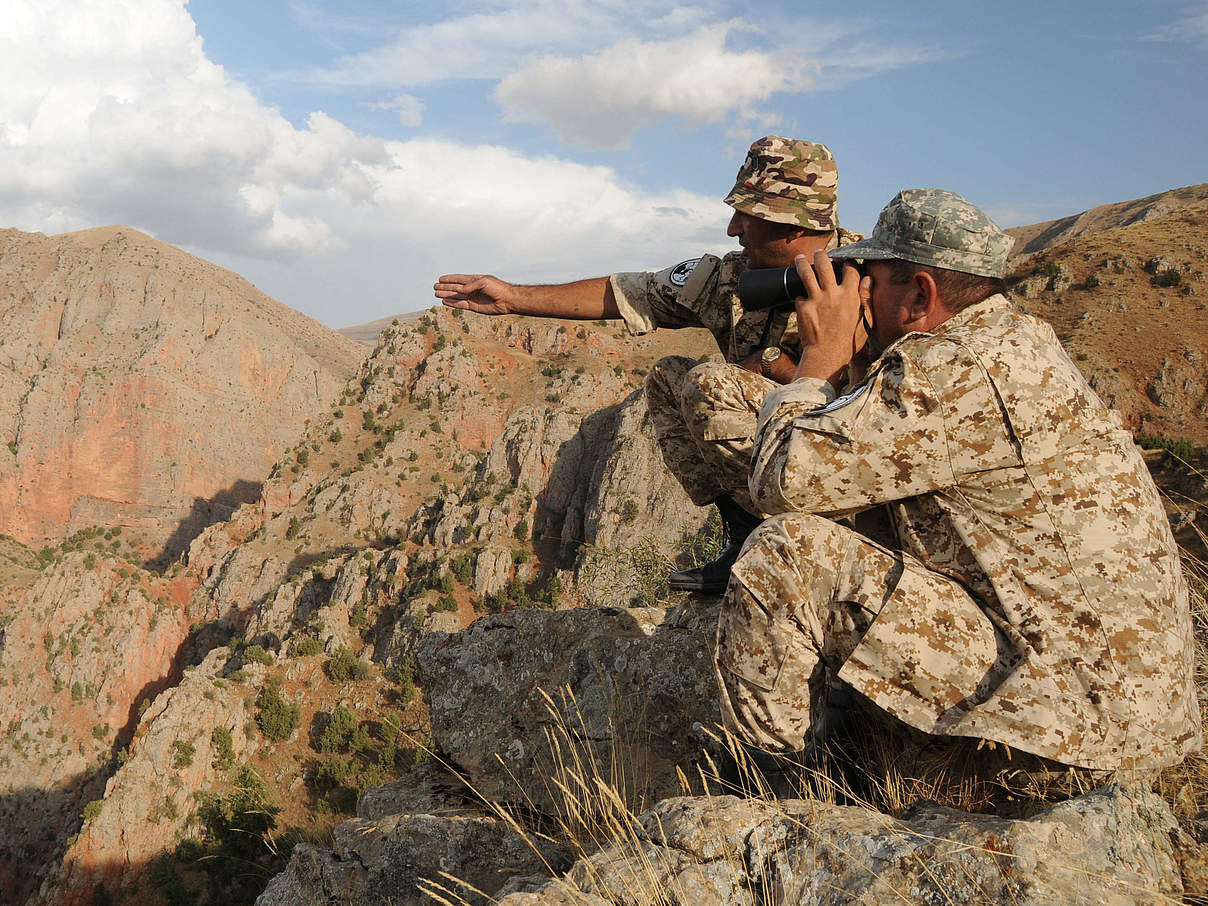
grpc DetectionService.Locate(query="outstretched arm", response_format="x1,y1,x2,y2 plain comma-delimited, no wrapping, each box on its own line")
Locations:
434,274,621,320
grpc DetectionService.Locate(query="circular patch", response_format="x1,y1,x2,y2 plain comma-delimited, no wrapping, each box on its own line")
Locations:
669,258,701,287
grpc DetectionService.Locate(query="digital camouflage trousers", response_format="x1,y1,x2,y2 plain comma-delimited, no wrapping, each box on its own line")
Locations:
644,356,775,513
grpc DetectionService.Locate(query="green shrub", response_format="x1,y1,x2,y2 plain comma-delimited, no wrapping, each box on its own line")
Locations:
325,647,371,683
192,763,279,872
292,635,323,657
172,739,195,769
451,551,475,584
255,687,300,741
1136,432,1197,467
312,754,354,791
242,644,273,666
394,656,418,706
210,726,236,771
317,704,358,753
82,799,103,822
1156,268,1182,287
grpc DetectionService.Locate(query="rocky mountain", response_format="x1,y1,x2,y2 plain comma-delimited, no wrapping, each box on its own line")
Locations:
0,226,366,564
0,186,1205,905
1006,183,1208,256
1006,193,1208,443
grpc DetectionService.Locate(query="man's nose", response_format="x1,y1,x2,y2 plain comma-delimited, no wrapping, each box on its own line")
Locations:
726,211,744,237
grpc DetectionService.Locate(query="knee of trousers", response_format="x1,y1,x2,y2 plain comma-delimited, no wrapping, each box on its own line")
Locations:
642,357,700,408
733,513,858,604
680,361,744,412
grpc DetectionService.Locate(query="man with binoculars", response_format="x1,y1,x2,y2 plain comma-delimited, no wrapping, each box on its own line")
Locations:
435,136,861,592
715,188,1200,776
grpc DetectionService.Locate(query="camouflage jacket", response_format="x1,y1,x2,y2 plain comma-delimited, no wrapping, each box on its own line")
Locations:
749,294,1201,771
609,229,862,364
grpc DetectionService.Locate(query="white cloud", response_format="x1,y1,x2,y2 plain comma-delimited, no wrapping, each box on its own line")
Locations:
215,137,732,326
367,94,426,127
1142,4,1208,48
494,22,811,148
305,0,641,88
0,0,386,258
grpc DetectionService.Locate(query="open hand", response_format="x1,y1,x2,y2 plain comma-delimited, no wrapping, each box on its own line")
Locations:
434,274,517,315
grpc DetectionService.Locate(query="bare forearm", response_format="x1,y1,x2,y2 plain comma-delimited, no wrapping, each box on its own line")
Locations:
509,277,619,320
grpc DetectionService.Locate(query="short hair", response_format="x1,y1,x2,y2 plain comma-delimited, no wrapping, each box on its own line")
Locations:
883,259,1005,313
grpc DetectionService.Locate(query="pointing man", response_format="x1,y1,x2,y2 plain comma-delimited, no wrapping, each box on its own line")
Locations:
436,137,861,592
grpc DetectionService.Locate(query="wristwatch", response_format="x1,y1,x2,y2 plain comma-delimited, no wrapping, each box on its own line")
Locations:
759,346,782,377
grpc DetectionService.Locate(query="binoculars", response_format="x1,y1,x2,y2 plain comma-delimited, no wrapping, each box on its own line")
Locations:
737,261,861,312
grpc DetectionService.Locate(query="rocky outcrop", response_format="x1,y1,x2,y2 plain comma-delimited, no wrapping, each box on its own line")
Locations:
412,390,708,608
0,552,192,904
498,785,1186,905
256,812,573,906
0,226,365,559
416,601,722,814
38,647,257,905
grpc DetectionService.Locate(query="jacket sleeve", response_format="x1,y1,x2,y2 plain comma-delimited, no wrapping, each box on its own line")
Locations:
749,340,1019,516
609,254,722,334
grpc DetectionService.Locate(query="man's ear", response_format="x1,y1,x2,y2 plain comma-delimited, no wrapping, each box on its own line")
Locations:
910,269,941,323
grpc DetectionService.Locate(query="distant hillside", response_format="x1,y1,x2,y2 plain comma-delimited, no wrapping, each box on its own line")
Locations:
1007,183,1208,255
0,226,367,562
339,311,425,346
1007,197,1208,443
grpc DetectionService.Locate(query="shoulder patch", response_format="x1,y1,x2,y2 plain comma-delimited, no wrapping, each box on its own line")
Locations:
669,258,701,287
806,382,869,416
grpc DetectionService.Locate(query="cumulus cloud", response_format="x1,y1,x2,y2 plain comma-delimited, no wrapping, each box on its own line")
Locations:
493,22,811,148
218,137,731,325
0,0,386,258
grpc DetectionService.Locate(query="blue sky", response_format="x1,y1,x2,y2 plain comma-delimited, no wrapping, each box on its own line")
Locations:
1,1,1205,328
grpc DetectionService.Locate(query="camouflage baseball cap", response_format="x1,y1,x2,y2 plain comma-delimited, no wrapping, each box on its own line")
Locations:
724,136,838,231
828,188,1011,278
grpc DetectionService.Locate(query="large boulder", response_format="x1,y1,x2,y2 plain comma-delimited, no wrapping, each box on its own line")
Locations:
501,784,1186,905
256,812,573,906
416,601,722,814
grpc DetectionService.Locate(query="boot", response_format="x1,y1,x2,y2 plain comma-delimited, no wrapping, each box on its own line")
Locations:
667,494,762,593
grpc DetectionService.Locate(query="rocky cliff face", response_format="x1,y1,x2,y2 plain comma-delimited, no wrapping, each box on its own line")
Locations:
0,550,194,904
0,226,366,561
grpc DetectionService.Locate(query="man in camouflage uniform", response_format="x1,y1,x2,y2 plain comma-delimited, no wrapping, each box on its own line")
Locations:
715,188,1201,773
436,137,861,593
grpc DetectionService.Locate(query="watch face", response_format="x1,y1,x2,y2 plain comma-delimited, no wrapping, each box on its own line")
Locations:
761,346,780,363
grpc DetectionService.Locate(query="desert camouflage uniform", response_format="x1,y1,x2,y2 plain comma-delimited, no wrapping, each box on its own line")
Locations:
620,233,861,508
716,293,1202,772
612,136,858,509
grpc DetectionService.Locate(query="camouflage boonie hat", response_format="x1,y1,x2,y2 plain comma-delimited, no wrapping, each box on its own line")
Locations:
829,188,1012,278
724,136,838,231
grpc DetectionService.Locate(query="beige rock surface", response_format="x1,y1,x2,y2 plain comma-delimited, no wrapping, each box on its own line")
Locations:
0,226,365,559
